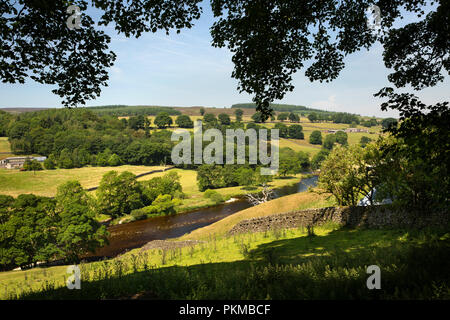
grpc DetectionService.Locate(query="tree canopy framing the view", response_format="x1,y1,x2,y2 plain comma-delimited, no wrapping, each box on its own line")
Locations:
1,1,448,116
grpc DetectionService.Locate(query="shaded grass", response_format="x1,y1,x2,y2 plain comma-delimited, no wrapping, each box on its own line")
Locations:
6,226,449,300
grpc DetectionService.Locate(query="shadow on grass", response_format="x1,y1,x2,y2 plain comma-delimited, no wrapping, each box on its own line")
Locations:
241,186,258,191
246,227,406,264
276,175,297,180
17,227,450,300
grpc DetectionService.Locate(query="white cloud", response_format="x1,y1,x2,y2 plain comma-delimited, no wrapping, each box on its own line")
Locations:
109,66,123,80
311,95,340,111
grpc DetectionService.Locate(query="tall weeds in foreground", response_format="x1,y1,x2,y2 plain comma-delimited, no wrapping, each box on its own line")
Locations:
4,226,450,300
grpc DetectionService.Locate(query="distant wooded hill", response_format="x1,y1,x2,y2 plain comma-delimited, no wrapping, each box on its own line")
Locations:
231,103,353,115
0,107,50,114
87,105,181,117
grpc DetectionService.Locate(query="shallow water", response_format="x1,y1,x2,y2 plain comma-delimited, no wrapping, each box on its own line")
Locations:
91,176,318,258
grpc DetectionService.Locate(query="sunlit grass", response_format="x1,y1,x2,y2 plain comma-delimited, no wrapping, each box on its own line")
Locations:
279,138,321,156
180,190,336,240
3,224,448,300
0,165,167,197
0,137,11,153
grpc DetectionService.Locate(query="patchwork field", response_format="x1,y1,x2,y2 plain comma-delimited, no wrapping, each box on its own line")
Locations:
143,114,382,158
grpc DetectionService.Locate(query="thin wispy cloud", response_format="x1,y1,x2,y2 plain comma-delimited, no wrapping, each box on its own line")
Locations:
312,95,340,112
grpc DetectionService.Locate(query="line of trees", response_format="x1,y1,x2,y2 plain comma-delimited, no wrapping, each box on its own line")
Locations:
230,104,366,125
87,105,181,117
197,148,311,191
0,183,108,270
197,164,273,191
274,123,304,139
278,148,311,176
96,170,183,221
0,170,185,270
3,108,175,168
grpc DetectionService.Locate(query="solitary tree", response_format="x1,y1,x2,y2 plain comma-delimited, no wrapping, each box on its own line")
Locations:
319,144,382,206
288,113,300,123
203,113,217,124
311,149,330,170
154,112,173,129
277,113,289,122
288,124,304,139
96,171,143,218
274,123,288,138
218,113,231,125
175,115,194,128
246,184,275,206
308,113,318,123
251,112,263,123
309,130,323,145
234,108,243,122
335,131,348,146
323,134,336,150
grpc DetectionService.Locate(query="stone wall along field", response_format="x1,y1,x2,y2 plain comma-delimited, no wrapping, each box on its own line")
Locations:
228,206,449,235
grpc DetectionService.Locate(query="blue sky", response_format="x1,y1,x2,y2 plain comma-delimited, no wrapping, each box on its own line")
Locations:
0,2,448,118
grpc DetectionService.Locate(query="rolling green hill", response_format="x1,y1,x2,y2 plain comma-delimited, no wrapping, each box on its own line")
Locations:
86,105,181,117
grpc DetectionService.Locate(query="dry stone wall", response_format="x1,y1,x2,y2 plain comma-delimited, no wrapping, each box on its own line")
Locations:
228,206,449,235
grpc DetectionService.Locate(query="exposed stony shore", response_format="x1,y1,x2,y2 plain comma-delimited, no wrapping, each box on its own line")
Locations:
140,240,205,251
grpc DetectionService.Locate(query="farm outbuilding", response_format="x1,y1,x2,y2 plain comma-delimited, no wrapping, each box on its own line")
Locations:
0,156,47,169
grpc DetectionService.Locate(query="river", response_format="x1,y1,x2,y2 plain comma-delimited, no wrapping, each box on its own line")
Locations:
90,175,318,258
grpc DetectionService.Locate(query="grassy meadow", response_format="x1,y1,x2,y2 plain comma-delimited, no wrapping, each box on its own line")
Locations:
0,137,11,153
0,163,306,221
1,221,448,300
279,138,322,156
0,137,15,160
0,165,167,198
